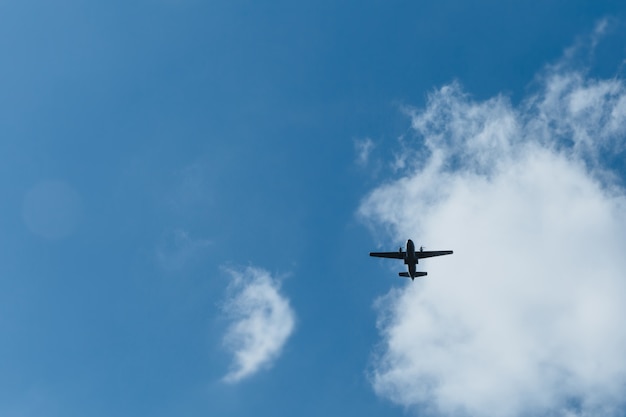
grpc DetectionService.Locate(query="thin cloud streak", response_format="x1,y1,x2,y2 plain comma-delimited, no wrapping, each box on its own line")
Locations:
156,228,211,271
355,137,375,167
221,267,296,384
360,37,626,417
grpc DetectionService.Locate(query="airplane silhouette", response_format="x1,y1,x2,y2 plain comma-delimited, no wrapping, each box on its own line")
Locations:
370,239,453,280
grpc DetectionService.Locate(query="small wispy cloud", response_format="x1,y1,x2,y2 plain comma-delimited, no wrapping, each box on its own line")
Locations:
221,267,296,384
354,137,375,167
22,180,82,240
360,27,626,417
156,228,211,271
169,161,215,212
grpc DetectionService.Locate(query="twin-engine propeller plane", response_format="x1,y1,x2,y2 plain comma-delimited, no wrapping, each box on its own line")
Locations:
370,239,453,280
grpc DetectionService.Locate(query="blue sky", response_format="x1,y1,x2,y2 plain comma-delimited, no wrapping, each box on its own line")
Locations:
3,1,626,416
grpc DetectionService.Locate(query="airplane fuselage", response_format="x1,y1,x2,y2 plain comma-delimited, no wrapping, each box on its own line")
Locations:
404,239,417,264
404,239,418,277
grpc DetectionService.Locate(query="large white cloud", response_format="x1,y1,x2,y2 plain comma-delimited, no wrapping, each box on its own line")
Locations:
360,39,626,416
221,267,296,383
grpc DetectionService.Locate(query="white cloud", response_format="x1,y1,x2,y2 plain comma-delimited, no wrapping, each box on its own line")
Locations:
221,267,296,383
359,48,626,416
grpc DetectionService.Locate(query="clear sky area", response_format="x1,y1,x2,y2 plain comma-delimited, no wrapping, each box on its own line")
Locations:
3,1,626,416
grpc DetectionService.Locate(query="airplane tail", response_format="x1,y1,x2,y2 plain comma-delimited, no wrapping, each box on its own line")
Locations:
399,272,427,278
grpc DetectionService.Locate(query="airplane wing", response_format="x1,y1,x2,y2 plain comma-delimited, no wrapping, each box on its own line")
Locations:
416,250,453,259
369,251,405,259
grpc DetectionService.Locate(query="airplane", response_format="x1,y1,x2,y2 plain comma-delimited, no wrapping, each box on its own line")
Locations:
370,239,453,280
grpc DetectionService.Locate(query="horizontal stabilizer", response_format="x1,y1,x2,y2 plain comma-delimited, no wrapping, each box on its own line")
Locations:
399,272,427,278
